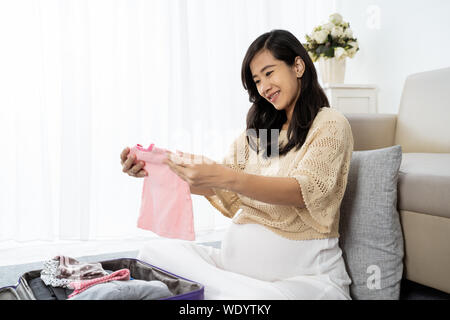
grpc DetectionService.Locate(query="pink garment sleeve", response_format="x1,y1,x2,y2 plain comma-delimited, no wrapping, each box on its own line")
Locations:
129,144,195,241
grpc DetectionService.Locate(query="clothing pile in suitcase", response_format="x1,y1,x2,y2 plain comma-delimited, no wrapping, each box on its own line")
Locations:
0,256,204,300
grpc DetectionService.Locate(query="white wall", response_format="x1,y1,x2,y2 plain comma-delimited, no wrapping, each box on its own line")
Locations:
335,0,450,113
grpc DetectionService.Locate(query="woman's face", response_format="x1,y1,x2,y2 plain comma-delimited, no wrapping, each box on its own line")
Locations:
250,49,305,113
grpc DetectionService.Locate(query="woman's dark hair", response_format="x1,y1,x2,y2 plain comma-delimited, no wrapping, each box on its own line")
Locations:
241,29,330,158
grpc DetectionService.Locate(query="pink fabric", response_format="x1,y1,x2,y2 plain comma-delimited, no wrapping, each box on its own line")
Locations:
129,143,195,241
68,268,130,298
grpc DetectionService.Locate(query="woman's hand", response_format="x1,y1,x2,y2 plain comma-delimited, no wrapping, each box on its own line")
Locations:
120,147,148,178
164,150,232,189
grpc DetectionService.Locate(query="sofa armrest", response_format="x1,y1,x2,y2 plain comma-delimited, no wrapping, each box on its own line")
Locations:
344,113,397,151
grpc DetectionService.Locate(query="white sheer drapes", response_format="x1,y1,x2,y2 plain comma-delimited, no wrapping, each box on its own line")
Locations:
0,0,335,246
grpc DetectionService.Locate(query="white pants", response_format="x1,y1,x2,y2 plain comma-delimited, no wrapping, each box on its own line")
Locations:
137,222,352,300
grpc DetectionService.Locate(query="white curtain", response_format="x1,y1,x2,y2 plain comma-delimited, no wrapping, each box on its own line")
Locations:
0,0,335,248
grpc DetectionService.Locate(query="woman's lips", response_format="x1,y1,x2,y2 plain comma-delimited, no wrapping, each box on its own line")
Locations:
269,91,280,103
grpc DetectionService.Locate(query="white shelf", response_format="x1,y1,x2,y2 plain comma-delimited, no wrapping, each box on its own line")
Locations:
323,84,377,89
324,84,378,113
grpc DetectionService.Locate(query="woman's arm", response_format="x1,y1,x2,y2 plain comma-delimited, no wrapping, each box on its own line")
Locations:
189,169,304,206
163,152,305,207
219,168,306,207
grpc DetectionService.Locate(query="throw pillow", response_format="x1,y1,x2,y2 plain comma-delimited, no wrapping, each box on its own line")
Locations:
339,145,404,300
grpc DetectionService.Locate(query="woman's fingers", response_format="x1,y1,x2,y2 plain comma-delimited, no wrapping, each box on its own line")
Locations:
127,164,147,178
166,151,187,166
176,150,196,162
128,170,147,178
120,147,130,165
174,150,203,165
177,151,214,164
122,153,136,172
129,161,146,174
120,147,148,178
134,169,148,178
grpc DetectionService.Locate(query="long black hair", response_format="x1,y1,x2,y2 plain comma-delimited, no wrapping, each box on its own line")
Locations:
241,29,329,158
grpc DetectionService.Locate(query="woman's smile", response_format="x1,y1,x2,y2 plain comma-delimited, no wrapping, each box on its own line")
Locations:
268,90,280,103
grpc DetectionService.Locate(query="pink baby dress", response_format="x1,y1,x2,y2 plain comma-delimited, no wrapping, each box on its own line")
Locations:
129,143,195,241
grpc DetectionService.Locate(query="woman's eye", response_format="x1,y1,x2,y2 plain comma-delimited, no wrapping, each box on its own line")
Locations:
254,71,272,85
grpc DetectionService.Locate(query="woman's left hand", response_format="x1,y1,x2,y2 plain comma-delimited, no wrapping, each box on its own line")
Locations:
163,150,229,189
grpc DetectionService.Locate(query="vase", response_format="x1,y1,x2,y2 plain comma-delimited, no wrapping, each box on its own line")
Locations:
317,57,346,85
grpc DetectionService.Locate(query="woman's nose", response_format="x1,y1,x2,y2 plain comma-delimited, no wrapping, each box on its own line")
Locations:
260,81,272,97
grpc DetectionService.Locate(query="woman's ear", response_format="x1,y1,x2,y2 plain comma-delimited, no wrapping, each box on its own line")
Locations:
295,56,305,78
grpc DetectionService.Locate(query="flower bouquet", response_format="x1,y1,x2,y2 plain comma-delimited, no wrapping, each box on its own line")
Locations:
304,13,359,62
304,13,359,84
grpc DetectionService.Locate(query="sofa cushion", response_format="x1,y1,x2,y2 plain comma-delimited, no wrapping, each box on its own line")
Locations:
345,113,397,151
395,67,450,153
339,145,404,300
398,153,450,219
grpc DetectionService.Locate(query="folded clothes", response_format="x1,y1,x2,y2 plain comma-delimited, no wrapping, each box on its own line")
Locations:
41,256,109,288
28,277,74,300
67,279,174,300
68,268,130,299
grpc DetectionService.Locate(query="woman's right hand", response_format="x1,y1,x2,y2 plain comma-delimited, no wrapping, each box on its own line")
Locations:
120,147,148,178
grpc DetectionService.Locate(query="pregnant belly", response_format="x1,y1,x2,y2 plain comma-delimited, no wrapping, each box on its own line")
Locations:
220,222,326,281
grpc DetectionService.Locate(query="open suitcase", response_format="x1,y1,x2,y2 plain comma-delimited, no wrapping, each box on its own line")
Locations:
0,258,204,300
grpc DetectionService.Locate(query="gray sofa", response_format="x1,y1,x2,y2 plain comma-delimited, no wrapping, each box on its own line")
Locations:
344,67,450,294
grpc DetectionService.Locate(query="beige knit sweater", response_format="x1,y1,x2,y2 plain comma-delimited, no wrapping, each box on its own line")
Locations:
205,107,354,241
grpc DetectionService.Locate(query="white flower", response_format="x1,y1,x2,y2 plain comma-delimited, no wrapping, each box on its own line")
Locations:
329,13,343,25
312,30,329,44
344,28,353,38
349,41,358,49
322,22,334,31
347,41,359,58
334,47,347,60
331,26,344,38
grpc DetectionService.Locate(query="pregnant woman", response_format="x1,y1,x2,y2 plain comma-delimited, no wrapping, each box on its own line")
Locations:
120,29,353,300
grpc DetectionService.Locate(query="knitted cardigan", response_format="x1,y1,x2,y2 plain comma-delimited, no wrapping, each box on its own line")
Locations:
205,107,354,241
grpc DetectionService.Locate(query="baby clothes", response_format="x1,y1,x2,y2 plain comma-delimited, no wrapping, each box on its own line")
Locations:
129,143,195,241
67,279,174,300
41,256,109,288
67,268,131,299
